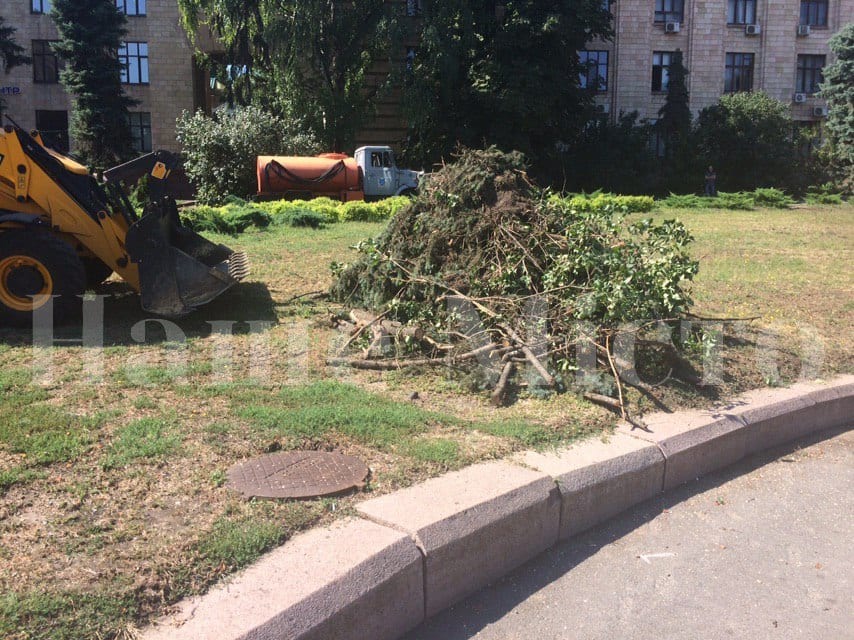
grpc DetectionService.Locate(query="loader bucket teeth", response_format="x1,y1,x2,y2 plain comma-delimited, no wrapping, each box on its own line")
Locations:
125,197,249,317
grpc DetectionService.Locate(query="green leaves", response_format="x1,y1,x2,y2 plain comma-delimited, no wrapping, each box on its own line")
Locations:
51,0,136,170
0,15,30,73
178,0,400,151
694,92,802,192
400,0,613,172
176,105,318,203
821,23,854,178
331,148,698,332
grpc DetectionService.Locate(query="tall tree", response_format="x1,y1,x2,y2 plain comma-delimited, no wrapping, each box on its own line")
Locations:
820,22,854,184
694,92,799,191
0,16,31,117
400,0,613,177
178,0,400,152
655,49,694,191
52,0,137,170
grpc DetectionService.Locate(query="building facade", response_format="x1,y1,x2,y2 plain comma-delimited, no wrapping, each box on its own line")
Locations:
1,1,851,156
587,0,853,124
1,0,208,154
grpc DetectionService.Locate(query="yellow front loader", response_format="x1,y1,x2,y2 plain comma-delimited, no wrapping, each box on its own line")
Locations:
0,121,248,325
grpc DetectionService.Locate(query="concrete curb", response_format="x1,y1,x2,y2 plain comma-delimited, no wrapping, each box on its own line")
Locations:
144,518,424,640
356,460,560,617
142,376,853,640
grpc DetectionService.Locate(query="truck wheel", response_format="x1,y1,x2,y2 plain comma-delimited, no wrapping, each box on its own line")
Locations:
82,258,113,288
0,231,86,326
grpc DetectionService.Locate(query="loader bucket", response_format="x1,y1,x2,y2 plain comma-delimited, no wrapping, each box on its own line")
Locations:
125,197,250,317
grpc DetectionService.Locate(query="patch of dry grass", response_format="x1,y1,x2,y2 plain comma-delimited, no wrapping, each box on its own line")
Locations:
1,203,850,638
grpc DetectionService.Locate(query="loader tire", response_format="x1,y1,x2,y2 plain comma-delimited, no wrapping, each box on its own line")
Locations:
0,231,86,326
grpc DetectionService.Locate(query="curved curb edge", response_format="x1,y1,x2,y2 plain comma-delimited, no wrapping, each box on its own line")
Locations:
143,375,853,640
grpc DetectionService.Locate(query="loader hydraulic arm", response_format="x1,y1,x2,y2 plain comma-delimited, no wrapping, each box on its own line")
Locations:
0,121,249,322
102,150,179,202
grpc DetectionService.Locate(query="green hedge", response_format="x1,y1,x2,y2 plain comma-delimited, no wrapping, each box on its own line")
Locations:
551,191,656,213
181,196,411,235
658,187,801,210
805,183,845,205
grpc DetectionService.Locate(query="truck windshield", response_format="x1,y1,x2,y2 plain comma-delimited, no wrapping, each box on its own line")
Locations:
371,151,393,168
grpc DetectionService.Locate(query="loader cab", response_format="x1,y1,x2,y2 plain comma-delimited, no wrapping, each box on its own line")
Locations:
354,146,421,199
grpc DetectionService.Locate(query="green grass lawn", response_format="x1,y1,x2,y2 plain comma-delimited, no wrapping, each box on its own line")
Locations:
0,203,851,639
656,204,853,375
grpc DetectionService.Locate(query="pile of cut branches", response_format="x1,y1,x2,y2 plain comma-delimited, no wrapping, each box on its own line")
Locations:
329,148,700,421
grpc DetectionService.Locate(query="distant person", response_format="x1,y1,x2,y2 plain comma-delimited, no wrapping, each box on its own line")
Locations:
704,166,717,197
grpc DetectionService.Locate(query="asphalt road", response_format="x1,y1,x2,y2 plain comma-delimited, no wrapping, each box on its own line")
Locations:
403,427,854,640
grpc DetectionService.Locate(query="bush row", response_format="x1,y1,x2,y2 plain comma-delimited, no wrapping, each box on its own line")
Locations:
552,191,656,213
567,186,846,211
658,188,797,210
181,196,411,235
182,185,847,236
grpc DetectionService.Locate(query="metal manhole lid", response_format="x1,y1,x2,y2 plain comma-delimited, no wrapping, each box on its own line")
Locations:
226,451,369,499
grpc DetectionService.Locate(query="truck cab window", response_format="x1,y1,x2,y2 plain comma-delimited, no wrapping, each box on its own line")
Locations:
382,152,392,168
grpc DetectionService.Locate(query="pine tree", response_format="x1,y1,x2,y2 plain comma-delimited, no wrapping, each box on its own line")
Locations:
656,50,694,190
0,15,31,117
821,23,854,183
51,0,137,170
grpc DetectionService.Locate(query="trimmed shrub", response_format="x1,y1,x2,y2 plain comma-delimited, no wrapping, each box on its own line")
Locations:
806,183,845,204
176,106,318,204
658,193,710,209
181,195,410,235
752,187,795,208
715,191,756,210
269,207,327,228
341,196,411,222
555,192,655,213
182,200,271,235
339,201,379,222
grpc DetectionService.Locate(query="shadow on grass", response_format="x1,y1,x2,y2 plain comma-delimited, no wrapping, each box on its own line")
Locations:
0,281,278,348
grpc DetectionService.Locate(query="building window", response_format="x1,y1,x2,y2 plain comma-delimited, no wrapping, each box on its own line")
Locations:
128,112,152,153
651,51,673,92
31,0,51,14
579,50,609,91
117,0,146,16
796,54,825,94
725,53,754,92
119,42,149,84
800,0,828,26
406,0,422,16
32,40,62,84
35,110,69,152
654,0,684,23
727,0,757,25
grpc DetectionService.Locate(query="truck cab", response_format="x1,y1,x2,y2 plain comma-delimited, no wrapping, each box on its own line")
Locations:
354,146,421,199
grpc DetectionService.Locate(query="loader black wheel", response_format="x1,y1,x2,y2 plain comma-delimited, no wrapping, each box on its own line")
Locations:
0,231,86,326
82,257,114,288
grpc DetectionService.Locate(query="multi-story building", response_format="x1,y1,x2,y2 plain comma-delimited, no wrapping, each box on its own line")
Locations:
585,0,852,126
1,0,850,156
1,0,210,154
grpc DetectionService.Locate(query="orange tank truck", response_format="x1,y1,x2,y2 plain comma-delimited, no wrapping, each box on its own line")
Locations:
257,146,422,202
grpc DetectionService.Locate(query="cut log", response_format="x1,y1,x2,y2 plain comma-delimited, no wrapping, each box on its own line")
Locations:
490,362,515,406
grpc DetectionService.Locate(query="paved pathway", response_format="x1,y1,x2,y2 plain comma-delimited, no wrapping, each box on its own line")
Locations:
404,427,853,640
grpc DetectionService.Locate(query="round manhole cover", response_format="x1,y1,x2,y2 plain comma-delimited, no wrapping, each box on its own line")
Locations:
226,451,370,499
